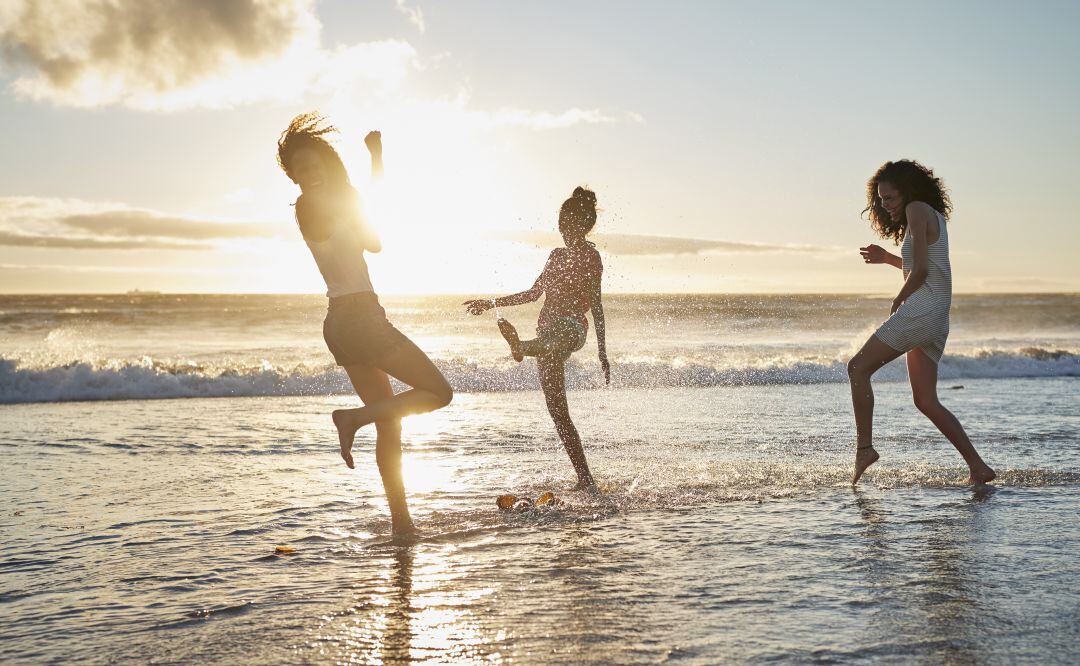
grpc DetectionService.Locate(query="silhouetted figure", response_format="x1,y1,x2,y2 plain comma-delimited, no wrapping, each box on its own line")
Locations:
465,187,609,490
849,160,995,485
278,113,453,536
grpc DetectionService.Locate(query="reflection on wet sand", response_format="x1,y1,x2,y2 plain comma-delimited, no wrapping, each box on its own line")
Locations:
918,486,997,664
853,487,998,663
330,543,503,664
854,488,889,555
378,546,413,664
547,525,634,662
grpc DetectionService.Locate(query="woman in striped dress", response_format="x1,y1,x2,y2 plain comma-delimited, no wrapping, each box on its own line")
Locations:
848,160,996,485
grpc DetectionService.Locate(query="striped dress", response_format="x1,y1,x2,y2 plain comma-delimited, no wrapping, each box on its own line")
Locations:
874,209,952,363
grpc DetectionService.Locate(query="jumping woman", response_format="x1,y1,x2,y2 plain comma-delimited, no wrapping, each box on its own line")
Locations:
277,113,453,535
465,187,609,491
849,159,995,485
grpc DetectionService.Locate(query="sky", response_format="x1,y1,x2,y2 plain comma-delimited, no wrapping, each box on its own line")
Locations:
0,0,1077,294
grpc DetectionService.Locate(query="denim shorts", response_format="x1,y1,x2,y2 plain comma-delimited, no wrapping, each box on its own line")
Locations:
323,292,409,367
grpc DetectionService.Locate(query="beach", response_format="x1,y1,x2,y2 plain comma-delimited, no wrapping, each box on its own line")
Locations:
2,294,1078,663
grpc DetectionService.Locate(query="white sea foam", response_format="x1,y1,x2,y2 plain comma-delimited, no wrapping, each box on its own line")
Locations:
1,346,1074,404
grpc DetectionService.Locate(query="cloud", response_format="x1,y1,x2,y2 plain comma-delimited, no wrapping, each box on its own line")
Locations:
0,0,412,110
338,88,641,138
0,262,227,276
0,231,205,250
394,0,425,33
595,234,834,256
2,197,836,259
481,107,634,131
0,0,642,129
497,231,837,256
977,277,1077,291
0,196,281,250
60,211,277,240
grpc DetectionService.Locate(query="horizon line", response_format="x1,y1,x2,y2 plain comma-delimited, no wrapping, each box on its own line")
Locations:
0,290,1077,297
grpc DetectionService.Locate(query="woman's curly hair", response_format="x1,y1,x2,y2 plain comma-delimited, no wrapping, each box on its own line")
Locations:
276,112,351,189
862,159,952,244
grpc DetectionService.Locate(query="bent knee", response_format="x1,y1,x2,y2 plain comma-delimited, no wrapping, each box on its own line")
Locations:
432,381,453,408
846,357,865,379
913,395,941,415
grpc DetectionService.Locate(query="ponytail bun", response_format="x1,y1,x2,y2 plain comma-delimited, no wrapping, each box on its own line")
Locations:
572,186,597,208
559,186,598,236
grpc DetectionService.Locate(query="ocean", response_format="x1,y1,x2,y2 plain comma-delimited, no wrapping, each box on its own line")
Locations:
2,293,1078,663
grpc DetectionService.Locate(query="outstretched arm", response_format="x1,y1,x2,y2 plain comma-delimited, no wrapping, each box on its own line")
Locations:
494,281,544,307
464,276,544,315
890,202,932,312
464,254,551,315
590,278,610,384
859,243,902,269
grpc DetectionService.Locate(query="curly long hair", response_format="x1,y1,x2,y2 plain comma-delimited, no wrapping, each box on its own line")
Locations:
862,159,952,244
276,112,351,190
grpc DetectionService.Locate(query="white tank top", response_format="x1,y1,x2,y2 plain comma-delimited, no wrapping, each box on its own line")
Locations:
304,215,374,298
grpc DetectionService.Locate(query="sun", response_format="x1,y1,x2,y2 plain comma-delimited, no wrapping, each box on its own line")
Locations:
257,95,554,295
312,98,541,294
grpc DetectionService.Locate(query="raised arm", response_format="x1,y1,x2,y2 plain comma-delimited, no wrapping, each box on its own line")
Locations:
352,131,383,252
890,202,932,312
353,196,381,253
295,191,379,252
365,131,383,181
590,275,610,384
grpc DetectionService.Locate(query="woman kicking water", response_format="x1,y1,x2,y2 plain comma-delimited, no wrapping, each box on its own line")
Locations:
849,159,995,486
277,113,453,535
465,187,610,490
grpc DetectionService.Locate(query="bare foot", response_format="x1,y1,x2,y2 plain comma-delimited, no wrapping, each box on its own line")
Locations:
967,464,996,485
332,410,356,469
497,318,524,362
570,479,599,493
390,523,419,544
852,446,880,485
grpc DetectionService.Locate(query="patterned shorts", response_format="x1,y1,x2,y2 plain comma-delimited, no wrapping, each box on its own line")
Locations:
536,317,587,362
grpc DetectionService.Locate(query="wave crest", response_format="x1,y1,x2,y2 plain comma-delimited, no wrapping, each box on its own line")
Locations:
0,347,1075,404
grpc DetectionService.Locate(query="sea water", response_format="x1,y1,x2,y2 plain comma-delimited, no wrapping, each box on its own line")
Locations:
1,294,1078,663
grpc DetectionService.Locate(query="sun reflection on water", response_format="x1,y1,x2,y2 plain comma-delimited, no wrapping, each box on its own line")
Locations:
401,453,458,495
326,545,502,664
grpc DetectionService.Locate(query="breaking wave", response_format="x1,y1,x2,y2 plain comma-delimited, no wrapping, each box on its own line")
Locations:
0,346,1075,404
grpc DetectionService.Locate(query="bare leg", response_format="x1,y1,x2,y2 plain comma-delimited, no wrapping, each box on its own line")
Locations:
339,364,414,534
497,319,524,362
537,354,596,489
907,349,996,484
847,335,904,484
333,338,453,449
498,319,573,359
